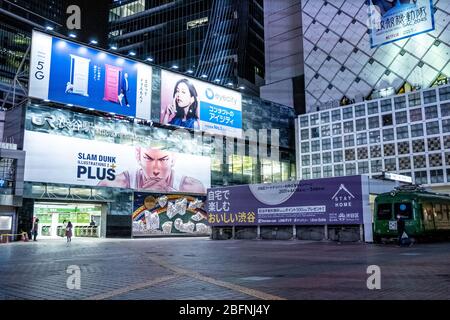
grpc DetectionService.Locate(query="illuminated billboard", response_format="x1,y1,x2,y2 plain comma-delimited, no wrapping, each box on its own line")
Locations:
160,70,243,138
24,131,211,194
368,0,435,48
29,31,152,119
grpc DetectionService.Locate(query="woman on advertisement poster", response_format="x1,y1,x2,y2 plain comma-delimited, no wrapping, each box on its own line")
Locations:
161,79,200,130
97,146,206,194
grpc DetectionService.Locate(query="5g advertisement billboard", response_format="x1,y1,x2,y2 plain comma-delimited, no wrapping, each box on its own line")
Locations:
29,31,152,119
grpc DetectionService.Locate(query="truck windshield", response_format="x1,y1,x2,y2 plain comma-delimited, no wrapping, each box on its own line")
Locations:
394,203,413,219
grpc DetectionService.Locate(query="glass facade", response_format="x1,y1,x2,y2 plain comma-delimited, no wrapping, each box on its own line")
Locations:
297,85,450,186
108,0,264,95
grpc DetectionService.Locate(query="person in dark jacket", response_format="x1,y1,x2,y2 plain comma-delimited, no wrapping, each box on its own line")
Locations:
397,214,406,246
31,218,39,241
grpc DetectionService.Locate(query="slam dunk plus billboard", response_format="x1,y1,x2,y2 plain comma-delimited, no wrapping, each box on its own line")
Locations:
29,31,152,119
23,131,210,194
368,0,435,48
207,176,364,226
160,70,243,138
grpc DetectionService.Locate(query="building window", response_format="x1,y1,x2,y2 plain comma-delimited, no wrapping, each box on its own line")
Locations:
312,153,321,165
333,136,343,149
322,138,331,150
446,152,450,165
368,116,380,129
321,112,330,124
321,125,331,137
323,166,333,177
413,155,427,168
343,107,353,119
333,150,343,163
430,169,444,184
425,106,438,120
301,155,310,166
429,153,442,167
332,123,342,135
345,149,355,161
383,128,394,142
397,142,410,154
446,136,450,149
369,131,381,144
394,96,407,109
371,160,383,173
312,167,322,179
399,157,411,170
381,99,392,112
323,152,332,164
411,123,424,137
302,168,311,179
357,147,368,159
368,102,379,114
355,119,366,131
412,139,425,153
355,104,366,117
358,161,369,174
439,86,450,102
187,17,209,29
301,142,310,153
311,127,320,138
310,114,319,125
345,163,357,175
395,111,407,124
448,169,450,182
370,145,382,158
300,116,309,127
311,140,321,152
344,121,354,133
396,126,409,139
443,119,450,133
385,158,397,171
410,108,423,122
440,103,450,117
423,89,437,104
356,133,367,145
382,114,393,126
426,121,440,135
415,171,428,184
344,135,355,147
301,129,309,140
334,164,344,176
383,143,396,157
427,137,441,151
331,109,341,121
409,92,422,107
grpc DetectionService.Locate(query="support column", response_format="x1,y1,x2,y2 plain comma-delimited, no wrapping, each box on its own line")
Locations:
292,225,296,240
232,226,236,239
360,224,364,242
257,225,261,240
324,225,328,240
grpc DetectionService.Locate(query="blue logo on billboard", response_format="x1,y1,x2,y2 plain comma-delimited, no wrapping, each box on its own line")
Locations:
205,88,214,100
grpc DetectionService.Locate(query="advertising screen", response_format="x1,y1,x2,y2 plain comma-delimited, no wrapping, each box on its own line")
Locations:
24,131,211,194
368,0,434,48
160,70,243,138
207,176,364,226
29,31,152,119
132,193,209,236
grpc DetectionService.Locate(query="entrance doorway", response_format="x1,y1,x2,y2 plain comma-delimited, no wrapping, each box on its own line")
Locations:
33,202,103,239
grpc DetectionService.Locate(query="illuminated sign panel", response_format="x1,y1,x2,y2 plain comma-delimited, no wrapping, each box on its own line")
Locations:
368,0,435,48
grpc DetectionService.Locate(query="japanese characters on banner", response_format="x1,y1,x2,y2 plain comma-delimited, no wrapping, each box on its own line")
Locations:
29,31,152,119
367,0,434,48
23,131,211,193
206,176,364,226
160,70,243,138
132,193,210,236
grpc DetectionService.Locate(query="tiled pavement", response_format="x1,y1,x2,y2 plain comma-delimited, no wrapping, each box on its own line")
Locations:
0,238,449,300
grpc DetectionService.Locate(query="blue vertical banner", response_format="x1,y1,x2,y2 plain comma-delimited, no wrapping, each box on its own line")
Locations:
367,0,435,48
29,31,152,119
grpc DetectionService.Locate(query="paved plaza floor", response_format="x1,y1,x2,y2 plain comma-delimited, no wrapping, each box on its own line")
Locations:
0,237,449,300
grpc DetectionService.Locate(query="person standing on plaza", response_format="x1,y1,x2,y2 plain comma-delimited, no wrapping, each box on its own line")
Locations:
397,214,406,246
65,221,73,244
31,218,39,241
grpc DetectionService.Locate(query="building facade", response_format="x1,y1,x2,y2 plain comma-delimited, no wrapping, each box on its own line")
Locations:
108,0,265,95
296,84,450,193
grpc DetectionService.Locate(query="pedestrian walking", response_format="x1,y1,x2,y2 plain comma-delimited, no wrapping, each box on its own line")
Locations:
31,218,39,241
66,221,73,244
